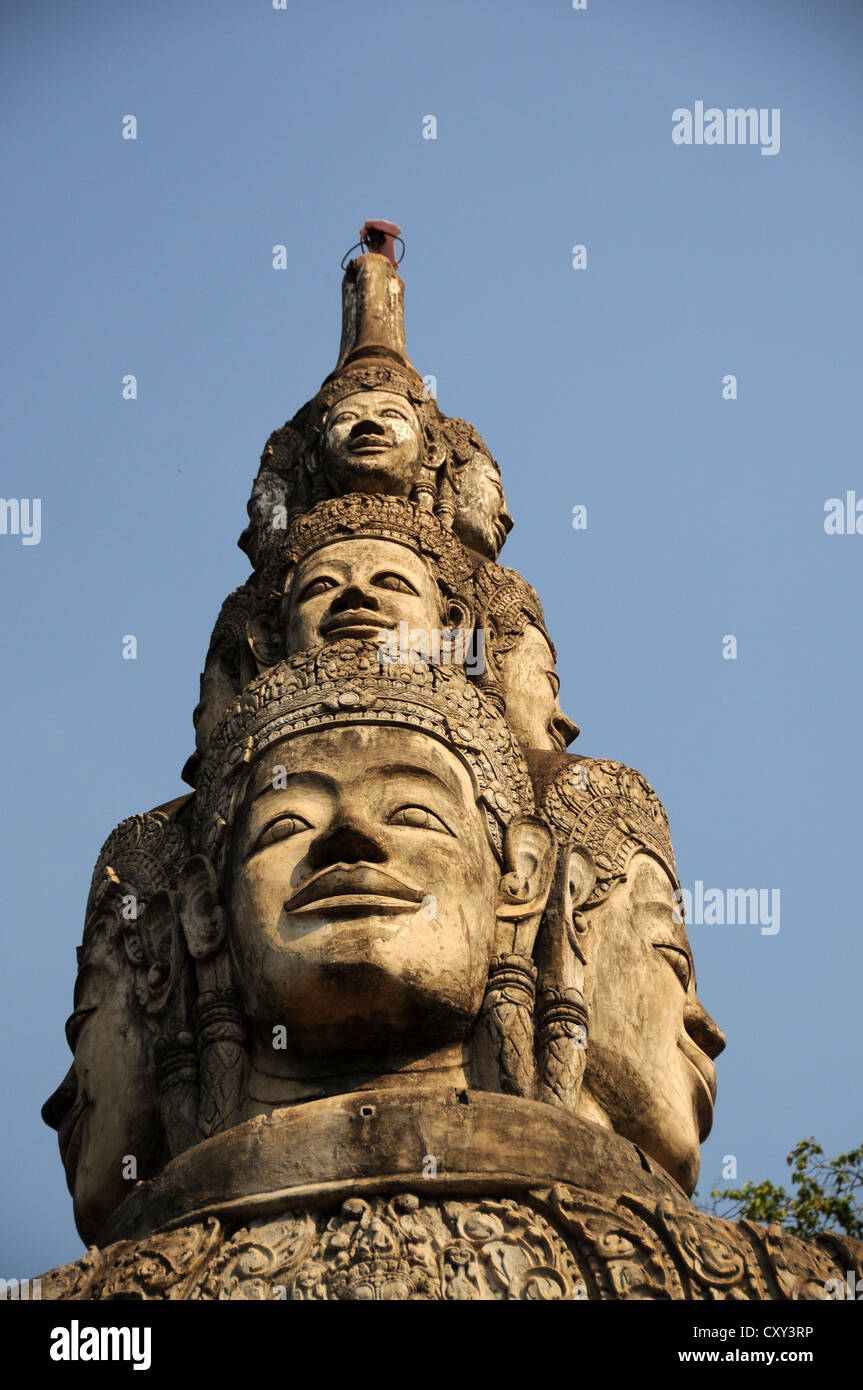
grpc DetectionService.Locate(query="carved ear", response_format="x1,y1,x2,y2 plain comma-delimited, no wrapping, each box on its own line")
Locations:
425,433,447,472
498,815,555,921
444,595,473,631
177,855,225,961
142,890,177,963
137,889,183,1012
565,845,596,915
246,609,283,670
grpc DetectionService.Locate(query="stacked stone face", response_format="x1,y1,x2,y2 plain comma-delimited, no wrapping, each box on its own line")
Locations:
40,243,861,1300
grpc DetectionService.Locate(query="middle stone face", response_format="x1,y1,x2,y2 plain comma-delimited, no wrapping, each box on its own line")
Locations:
282,536,450,652
227,723,501,1054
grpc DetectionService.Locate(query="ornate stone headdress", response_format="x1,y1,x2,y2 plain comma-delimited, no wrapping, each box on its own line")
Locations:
471,563,556,663
537,756,676,909
84,797,192,938
194,639,534,864
275,492,475,597
198,583,258,680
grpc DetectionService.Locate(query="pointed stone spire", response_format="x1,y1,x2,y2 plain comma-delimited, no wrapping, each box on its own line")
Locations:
335,249,419,381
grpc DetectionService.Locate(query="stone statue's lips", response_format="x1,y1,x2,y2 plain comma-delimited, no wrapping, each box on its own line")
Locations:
346,434,393,454
677,1034,717,1136
283,864,424,915
320,609,385,638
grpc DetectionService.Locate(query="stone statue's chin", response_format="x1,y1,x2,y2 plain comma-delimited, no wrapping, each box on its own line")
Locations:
327,449,423,495
579,1050,705,1196
234,906,490,1055
256,956,477,1057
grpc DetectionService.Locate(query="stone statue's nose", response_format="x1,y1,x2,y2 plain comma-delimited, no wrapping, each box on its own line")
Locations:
551,711,579,749
330,584,379,614
349,417,385,438
684,996,726,1060
41,1064,77,1131
307,817,387,870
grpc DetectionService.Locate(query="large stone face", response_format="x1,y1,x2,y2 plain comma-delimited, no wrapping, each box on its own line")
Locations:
39,233,860,1297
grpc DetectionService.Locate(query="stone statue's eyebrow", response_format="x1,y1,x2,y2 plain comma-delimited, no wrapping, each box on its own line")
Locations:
367,762,462,803
249,768,339,806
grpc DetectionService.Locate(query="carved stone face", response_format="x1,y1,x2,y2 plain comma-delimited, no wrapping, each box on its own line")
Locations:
454,453,513,558
577,852,726,1194
41,921,164,1243
284,537,449,652
322,391,424,495
228,724,501,1053
497,624,577,752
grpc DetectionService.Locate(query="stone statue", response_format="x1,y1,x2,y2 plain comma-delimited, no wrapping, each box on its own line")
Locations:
39,236,862,1301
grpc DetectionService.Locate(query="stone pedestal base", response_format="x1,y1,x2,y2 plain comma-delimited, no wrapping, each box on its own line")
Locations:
41,1090,862,1301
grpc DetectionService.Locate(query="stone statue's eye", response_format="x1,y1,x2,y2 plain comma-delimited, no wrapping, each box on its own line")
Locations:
372,572,418,595
653,943,692,991
255,815,312,851
298,576,337,602
381,408,406,419
388,805,452,834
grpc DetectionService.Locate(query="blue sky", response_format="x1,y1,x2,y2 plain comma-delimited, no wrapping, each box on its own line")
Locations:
1,0,861,1274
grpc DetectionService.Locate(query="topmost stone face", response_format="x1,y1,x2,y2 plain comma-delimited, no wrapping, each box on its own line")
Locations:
238,245,512,570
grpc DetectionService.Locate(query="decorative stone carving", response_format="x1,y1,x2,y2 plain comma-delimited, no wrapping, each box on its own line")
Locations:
41,1185,859,1302
191,583,262,761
